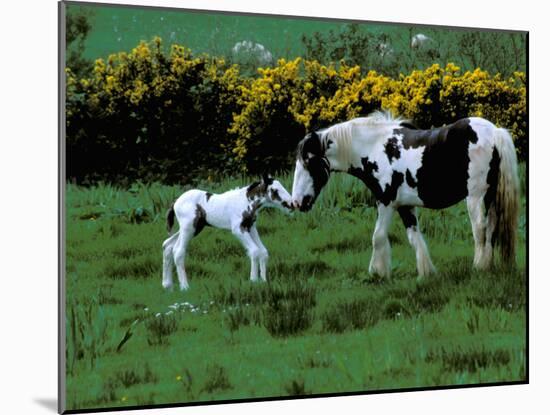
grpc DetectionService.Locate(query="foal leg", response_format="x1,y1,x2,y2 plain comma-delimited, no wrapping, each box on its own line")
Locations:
173,225,195,291
467,196,492,270
249,225,269,281
232,227,261,282
369,203,394,279
162,231,179,290
397,207,436,279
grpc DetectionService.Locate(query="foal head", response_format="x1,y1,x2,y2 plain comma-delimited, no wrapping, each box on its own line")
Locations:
291,131,331,212
246,174,293,213
264,176,293,213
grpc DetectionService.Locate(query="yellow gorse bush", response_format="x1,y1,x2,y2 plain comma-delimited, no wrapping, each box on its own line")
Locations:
229,59,525,171
229,58,302,160
66,38,526,181
66,38,244,182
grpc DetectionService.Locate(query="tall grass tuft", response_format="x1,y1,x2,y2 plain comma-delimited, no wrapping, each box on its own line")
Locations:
100,363,158,404
145,313,179,346
284,377,309,395
425,347,512,372
66,298,112,374
112,363,158,388
321,296,382,333
201,364,232,393
262,279,317,337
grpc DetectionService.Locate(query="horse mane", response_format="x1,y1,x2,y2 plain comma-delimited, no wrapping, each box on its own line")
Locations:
320,111,406,166
297,111,408,166
295,138,308,163
399,121,419,129
356,110,405,126
322,123,353,167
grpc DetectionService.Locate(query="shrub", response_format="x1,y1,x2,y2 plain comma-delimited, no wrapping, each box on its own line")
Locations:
66,38,243,184
228,58,306,174
66,38,527,184
301,24,402,77
302,24,526,79
229,61,527,172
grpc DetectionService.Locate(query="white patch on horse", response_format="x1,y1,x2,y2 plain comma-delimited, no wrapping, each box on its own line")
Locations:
467,117,496,196
390,134,425,206
291,160,314,206
371,143,394,190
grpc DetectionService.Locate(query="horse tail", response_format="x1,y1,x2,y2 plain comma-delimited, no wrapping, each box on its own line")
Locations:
166,204,175,234
493,127,520,266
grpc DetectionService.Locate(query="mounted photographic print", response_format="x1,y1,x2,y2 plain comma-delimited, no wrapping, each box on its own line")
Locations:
59,0,528,412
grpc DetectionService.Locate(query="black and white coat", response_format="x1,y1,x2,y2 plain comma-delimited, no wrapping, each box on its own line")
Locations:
162,176,292,290
291,112,519,279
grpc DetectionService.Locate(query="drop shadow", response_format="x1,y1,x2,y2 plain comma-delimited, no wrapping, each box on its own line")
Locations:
34,398,57,412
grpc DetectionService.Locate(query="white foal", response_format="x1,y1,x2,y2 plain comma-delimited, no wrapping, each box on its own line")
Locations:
162,175,292,291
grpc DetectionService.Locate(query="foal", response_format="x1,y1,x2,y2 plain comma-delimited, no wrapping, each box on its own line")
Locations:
162,175,292,291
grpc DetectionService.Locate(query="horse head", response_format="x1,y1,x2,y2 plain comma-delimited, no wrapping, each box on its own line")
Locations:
291,131,331,212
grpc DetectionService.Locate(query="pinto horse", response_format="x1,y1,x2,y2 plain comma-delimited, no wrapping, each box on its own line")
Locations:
162,175,292,290
291,112,519,279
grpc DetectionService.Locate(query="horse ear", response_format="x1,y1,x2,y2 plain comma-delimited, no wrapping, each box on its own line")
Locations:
261,172,273,185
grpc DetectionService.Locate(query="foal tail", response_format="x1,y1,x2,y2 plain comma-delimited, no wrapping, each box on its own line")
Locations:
493,127,520,266
166,204,175,234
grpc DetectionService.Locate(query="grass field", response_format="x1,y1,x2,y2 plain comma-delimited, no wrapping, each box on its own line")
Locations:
76,4,344,61
69,3,526,76
64,167,527,411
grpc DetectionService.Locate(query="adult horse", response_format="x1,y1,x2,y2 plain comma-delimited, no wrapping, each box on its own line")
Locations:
291,112,519,279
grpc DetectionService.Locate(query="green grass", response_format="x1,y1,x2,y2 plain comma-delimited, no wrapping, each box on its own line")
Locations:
64,168,527,411
69,3,526,77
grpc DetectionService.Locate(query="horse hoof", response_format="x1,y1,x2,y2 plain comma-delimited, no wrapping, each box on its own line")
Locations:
416,274,427,284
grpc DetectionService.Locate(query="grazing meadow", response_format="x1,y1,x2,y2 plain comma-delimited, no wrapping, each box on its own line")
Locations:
64,166,526,411
63,4,527,411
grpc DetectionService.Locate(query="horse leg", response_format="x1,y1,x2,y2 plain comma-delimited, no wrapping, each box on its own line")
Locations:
369,203,394,279
467,196,492,270
173,225,195,291
232,228,261,282
161,231,179,290
397,206,436,279
249,225,269,281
